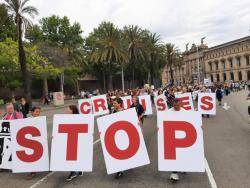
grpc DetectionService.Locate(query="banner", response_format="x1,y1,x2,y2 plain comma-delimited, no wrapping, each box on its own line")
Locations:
78,99,93,114
121,96,132,110
10,117,49,173
0,121,12,169
50,114,94,172
175,93,195,111
97,108,150,174
198,93,216,115
154,94,168,112
53,92,64,106
138,95,153,115
157,111,205,172
91,95,109,116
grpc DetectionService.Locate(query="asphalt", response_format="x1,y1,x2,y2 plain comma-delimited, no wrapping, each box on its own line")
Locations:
0,90,249,188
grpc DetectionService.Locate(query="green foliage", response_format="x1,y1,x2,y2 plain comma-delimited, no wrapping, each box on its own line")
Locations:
0,3,17,41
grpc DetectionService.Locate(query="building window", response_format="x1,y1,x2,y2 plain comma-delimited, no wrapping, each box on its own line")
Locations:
210,75,214,82
246,56,250,66
222,61,225,69
215,62,219,70
237,57,241,67
209,62,212,71
216,74,220,82
230,72,234,81
229,59,233,68
238,71,242,81
223,73,227,81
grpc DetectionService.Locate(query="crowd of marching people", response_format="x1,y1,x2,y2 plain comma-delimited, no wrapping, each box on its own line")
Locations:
0,80,249,182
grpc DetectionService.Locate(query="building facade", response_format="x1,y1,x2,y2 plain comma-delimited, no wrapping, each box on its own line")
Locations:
162,36,250,85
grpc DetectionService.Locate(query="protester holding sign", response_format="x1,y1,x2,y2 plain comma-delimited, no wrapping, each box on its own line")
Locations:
63,105,84,182
27,106,42,179
110,98,125,179
168,98,187,182
2,103,23,120
130,96,145,125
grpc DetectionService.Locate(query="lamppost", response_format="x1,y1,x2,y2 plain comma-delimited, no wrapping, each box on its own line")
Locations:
197,37,206,84
121,62,125,92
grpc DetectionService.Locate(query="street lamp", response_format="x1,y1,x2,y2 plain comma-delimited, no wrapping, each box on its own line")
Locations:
197,37,206,84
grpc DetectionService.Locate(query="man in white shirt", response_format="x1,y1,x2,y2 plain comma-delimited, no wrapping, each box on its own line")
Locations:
168,98,186,182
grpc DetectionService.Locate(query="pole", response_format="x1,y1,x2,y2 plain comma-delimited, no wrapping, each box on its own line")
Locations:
60,72,64,94
197,46,200,84
121,62,125,92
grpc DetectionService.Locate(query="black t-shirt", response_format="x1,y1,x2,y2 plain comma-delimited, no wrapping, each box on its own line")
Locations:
130,103,145,117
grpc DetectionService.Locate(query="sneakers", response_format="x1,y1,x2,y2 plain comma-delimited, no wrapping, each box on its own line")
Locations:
170,172,179,181
78,172,83,176
65,172,78,182
115,172,124,179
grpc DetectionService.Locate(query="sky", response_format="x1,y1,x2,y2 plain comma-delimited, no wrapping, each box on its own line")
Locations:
10,0,250,50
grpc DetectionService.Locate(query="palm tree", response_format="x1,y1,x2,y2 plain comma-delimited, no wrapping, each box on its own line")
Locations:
123,25,145,88
144,32,163,85
164,43,180,84
91,22,128,91
4,0,38,100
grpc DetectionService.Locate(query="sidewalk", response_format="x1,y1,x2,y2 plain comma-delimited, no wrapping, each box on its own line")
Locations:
32,99,77,112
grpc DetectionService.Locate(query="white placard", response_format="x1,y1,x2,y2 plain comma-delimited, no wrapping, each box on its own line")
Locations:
157,111,205,172
121,96,132,110
53,92,64,106
91,95,109,116
10,117,49,173
138,95,153,115
154,94,168,112
0,121,12,169
175,93,194,111
97,108,150,174
50,114,94,172
78,99,93,114
198,93,216,115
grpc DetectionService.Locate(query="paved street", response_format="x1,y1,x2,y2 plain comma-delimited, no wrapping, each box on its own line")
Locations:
0,90,249,188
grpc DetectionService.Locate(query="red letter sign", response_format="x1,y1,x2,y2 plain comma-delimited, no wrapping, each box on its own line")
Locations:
58,124,88,160
78,99,92,114
91,95,109,116
198,93,216,115
175,93,194,111
104,121,140,160
157,111,205,172
155,94,168,111
97,108,150,174
16,126,43,162
50,114,94,172
163,121,197,159
10,117,49,173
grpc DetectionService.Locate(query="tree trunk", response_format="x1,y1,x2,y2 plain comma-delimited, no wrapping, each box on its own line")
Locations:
102,70,106,92
108,61,113,91
132,62,135,88
75,79,80,96
17,17,31,100
170,65,174,84
43,77,48,96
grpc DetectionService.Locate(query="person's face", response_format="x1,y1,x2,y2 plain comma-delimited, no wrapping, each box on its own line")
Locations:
32,109,41,117
66,107,73,114
132,97,138,104
113,101,120,109
6,105,14,114
173,102,181,111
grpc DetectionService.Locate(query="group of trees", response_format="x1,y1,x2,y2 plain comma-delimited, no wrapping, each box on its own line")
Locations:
0,0,183,100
